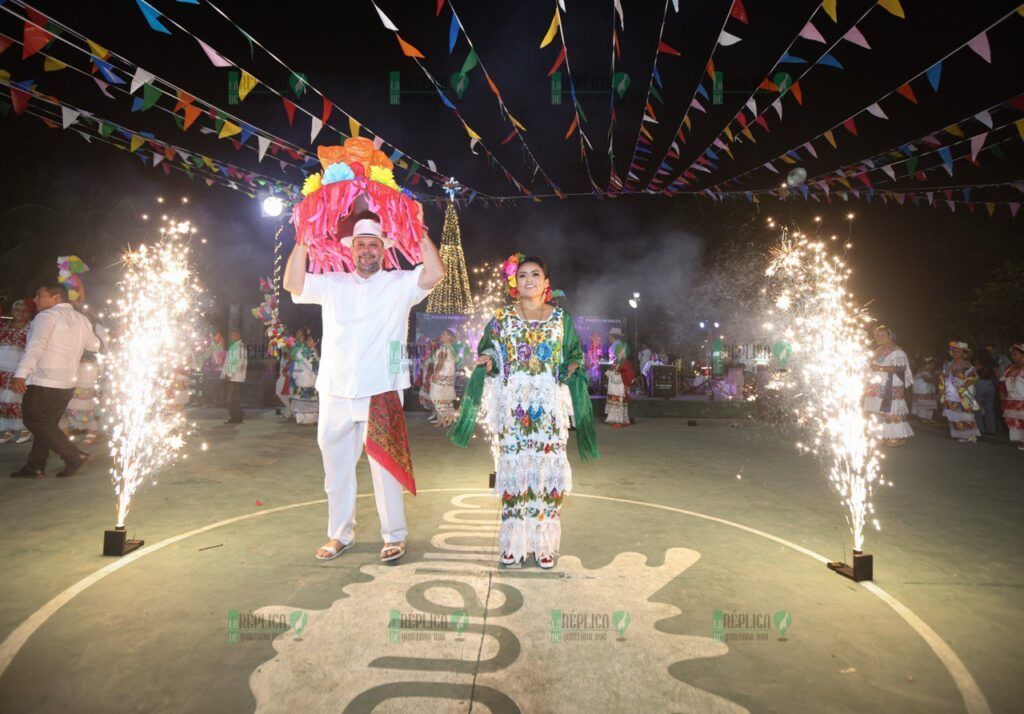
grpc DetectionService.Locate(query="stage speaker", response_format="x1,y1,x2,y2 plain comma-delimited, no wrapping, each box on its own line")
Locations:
651,365,677,398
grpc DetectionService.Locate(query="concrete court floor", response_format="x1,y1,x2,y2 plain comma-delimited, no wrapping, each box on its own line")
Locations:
0,408,1020,713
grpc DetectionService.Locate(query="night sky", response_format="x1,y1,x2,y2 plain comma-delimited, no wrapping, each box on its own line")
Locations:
0,0,1021,355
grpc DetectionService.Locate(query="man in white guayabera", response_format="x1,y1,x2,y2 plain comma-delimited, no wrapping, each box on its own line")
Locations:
284,209,443,563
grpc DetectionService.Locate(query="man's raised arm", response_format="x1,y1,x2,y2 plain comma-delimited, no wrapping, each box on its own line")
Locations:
416,203,444,290
283,241,308,297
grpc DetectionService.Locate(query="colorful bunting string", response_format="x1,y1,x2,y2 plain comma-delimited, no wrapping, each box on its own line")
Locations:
614,0,673,192
545,0,601,192
658,0,882,193
183,0,474,194
699,4,1024,193
444,0,562,196
0,79,298,200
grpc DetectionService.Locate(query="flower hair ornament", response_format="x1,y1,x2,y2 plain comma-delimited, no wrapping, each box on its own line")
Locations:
291,137,426,273
500,253,557,302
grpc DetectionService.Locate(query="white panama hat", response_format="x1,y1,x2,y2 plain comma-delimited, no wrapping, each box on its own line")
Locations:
340,217,394,249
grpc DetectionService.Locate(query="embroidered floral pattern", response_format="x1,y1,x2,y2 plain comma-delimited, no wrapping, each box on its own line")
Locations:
487,306,572,561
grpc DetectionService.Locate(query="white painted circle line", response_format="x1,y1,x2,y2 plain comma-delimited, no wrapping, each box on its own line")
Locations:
0,488,989,714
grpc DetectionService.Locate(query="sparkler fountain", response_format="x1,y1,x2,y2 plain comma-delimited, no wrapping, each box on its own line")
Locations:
101,216,204,555
764,230,886,581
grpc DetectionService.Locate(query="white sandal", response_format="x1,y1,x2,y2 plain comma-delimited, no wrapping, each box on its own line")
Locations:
536,554,555,569
315,540,353,561
15,431,32,444
381,541,406,562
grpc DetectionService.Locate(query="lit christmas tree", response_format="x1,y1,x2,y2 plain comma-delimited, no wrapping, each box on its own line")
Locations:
426,200,473,314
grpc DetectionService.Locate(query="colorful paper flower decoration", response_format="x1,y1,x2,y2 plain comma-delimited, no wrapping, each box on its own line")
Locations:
291,137,426,273
322,161,355,185
301,172,322,196
56,255,89,302
369,165,399,190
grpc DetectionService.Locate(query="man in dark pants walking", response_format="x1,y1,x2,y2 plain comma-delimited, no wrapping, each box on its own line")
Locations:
221,328,247,424
10,284,100,478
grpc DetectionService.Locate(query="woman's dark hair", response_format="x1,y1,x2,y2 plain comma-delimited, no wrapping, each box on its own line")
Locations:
517,256,549,278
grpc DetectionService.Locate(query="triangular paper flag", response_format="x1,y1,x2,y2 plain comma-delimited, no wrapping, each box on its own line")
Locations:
310,116,323,142
823,0,837,21
130,67,156,95
218,120,241,139
974,110,992,129
658,41,681,56
540,10,560,48
731,0,748,24
866,103,887,119
926,62,941,92
257,136,270,162
967,32,991,63
371,1,399,31
238,71,257,101
135,0,171,34
877,0,905,19
23,14,53,59
182,103,201,130
61,106,79,129
970,133,987,162
719,30,741,46
282,98,296,126
799,21,825,43
396,34,425,59
130,134,145,152
197,39,232,67
43,57,67,72
896,83,917,103
349,116,360,138
843,25,871,49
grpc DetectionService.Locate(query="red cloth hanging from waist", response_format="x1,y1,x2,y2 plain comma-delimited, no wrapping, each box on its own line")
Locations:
366,390,416,495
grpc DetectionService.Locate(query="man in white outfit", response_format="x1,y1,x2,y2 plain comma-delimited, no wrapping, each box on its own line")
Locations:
284,209,443,562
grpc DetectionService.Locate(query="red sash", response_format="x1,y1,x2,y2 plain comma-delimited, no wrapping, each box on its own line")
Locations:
366,391,417,495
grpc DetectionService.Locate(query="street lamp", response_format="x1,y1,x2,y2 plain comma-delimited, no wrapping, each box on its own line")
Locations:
846,212,855,243
699,319,719,400
628,292,640,361
262,196,285,218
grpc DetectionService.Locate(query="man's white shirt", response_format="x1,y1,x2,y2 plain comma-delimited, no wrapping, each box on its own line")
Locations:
291,265,430,399
14,303,101,388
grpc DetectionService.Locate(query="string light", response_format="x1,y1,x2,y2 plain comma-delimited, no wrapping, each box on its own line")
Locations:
426,202,473,314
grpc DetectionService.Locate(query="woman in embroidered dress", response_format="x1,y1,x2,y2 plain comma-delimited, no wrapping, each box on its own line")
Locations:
429,329,458,427
290,333,320,425
942,341,981,444
911,356,940,421
0,300,34,444
999,343,1024,451
605,342,634,427
451,254,598,569
863,325,914,446
585,334,604,393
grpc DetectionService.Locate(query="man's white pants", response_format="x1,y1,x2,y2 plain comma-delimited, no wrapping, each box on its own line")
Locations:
318,393,408,545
